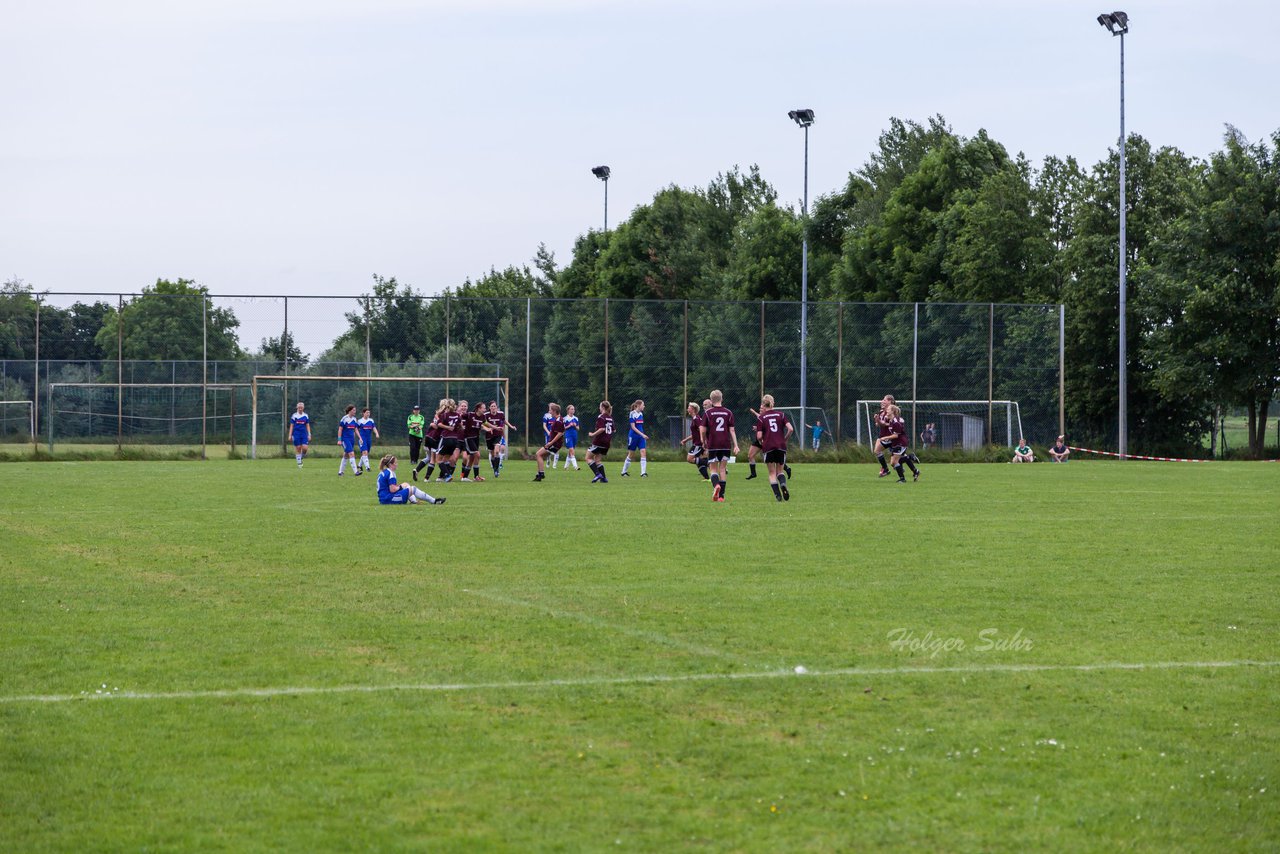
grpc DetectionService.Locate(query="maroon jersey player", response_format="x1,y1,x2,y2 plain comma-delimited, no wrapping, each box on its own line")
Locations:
681,401,709,480
702,389,738,502
875,394,896,477
533,403,564,481
585,400,615,483
485,401,507,478
756,394,795,501
882,404,920,483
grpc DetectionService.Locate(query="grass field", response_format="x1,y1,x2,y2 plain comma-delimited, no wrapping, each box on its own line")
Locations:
2,457,1278,851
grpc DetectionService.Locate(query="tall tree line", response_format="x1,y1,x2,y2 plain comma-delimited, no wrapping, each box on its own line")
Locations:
3,119,1276,455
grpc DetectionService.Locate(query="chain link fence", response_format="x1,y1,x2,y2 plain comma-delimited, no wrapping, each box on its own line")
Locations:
2,291,1064,456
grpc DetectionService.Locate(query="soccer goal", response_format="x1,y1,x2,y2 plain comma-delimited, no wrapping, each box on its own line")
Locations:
250,375,510,459
855,399,1024,450
0,400,35,443
46,383,275,451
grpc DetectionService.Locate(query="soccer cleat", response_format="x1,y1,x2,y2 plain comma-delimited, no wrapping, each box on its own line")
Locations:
781,484,790,501
599,477,609,484
712,483,722,502
442,474,452,483
913,471,920,482
878,470,890,478
715,494,725,503
897,478,906,483
411,469,418,481
460,477,470,483
620,472,630,477
591,474,603,483
434,497,446,505
640,473,647,478
745,473,757,480
337,472,343,477
473,475,485,482
354,469,363,477
784,465,793,478
775,491,783,502
533,472,544,482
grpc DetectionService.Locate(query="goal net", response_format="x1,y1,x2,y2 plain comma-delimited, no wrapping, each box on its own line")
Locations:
0,400,34,443
250,375,510,459
855,399,1024,450
47,384,274,449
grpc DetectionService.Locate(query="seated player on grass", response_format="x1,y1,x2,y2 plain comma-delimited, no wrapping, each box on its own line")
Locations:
376,455,444,506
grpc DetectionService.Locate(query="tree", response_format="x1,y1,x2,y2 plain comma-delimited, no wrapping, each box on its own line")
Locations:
257,331,308,370
1149,127,1280,456
93,279,242,365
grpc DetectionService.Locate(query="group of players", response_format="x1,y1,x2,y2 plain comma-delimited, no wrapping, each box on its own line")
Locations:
285,390,922,506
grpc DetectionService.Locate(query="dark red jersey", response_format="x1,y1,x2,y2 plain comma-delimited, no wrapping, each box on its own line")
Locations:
690,413,705,446
439,410,463,439
460,410,482,439
758,410,791,452
876,411,895,440
486,409,506,436
886,417,907,446
591,414,615,449
427,411,444,441
703,405,735,450
544,416,564,450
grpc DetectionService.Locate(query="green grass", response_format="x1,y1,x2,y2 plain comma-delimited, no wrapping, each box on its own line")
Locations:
2,459,1278,851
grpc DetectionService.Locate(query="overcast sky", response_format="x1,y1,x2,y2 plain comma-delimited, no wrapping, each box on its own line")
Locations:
4,0,1277,353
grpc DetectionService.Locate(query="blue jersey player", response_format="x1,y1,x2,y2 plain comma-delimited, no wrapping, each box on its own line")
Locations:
290,402,311,467
376,454,444,506
337,405,362,477
621,399,648,477
561,404,581,471
356,408,379,471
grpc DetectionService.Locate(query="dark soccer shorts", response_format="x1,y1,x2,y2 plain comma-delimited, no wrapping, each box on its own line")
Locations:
687,444,704,458
888,444,907,456
438,437,459,456
588,445,610,458
764,449,787,465
707,449,732,462
485,435,500,451
750,437,763,449
463,437,480,454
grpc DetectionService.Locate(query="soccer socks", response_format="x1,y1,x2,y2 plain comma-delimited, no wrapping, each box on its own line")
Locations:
360,453,370,470
640,459,647,476
771,482,782,501
904,457,919,476
877,453,889,473
296,453,303,465
491,456,501,475
784,464,793,478
697,458,709,480
894,463,906,482
778,473,789,501
747,463,757,479
621,458,631,475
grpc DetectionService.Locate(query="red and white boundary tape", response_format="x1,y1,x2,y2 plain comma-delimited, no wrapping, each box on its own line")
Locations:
1068,446,1213,462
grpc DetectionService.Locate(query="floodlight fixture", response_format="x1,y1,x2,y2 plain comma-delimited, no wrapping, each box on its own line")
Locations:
591,165,611,181
788,109,815,128
1097,11,1128,35
591,166,610,230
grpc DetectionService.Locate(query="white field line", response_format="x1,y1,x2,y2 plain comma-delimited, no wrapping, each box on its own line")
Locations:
457,586,762,668
4,660,1278,705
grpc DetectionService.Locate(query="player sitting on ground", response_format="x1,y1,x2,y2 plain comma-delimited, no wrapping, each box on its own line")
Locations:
376,454,445,506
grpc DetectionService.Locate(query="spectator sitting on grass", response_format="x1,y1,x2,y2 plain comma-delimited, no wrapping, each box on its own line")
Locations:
1012,438,1035,463
1049,435,1070,463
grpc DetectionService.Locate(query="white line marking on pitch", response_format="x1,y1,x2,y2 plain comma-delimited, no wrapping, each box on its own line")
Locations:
457,586,762,668
3,660,1277,705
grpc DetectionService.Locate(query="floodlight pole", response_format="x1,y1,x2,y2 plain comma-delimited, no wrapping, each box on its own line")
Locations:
1099,11,1129,457
592,166,611,231
789,109,814,430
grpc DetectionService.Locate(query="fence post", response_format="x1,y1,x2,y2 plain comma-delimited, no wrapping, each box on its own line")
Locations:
524,297,531,457
365,299,372,409
202,296,208,461
33,300,40,454
987,303,994,446
117,294,123,453
836,301,842,448
682,300,688,412
759,301,765,400
1059,304,1066,439
603,298,609,402
444,294,451,399
911,302,919,450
